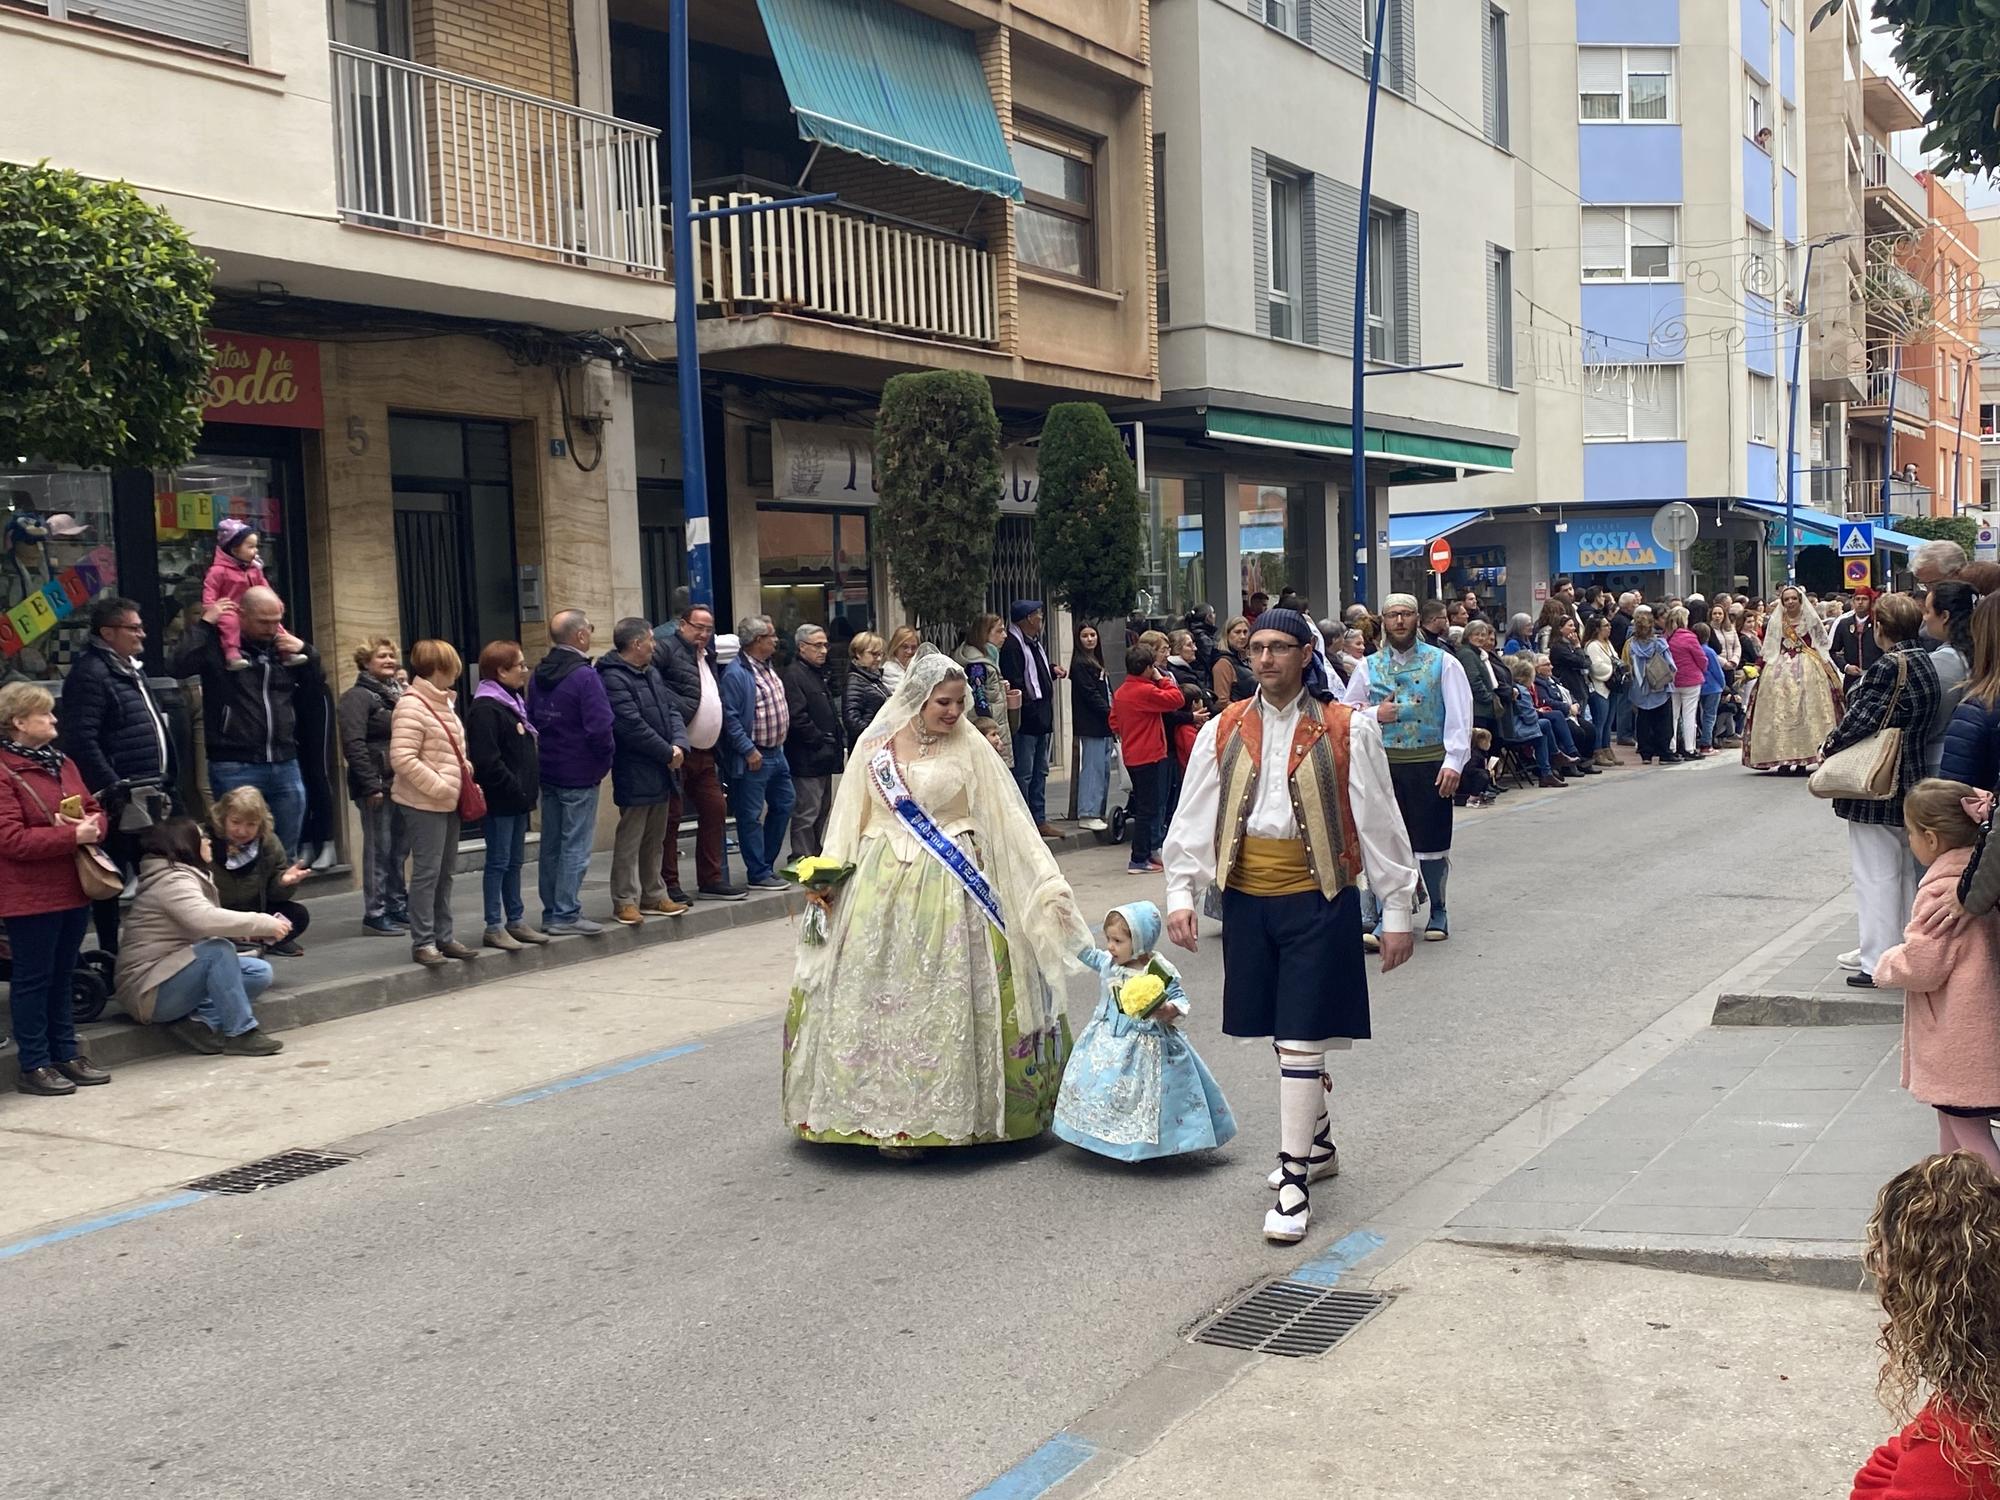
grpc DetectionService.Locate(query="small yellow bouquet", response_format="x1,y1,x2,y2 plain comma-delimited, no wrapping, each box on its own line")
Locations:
780,855,856,944
1117,959,1175,1020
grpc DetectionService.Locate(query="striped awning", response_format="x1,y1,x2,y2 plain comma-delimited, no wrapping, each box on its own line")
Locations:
755,0,1023,200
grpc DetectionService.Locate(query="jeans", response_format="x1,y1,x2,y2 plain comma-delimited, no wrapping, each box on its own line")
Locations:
1508,727,1552,777
1012,729,1052,824
538,783,600,927
1537,708,1580,760
1612,683,1636,741
1698,691,1722,751
1076,736,1112,820
5,904,89,1071
209,760,307,857
358,796,411,920
727,746,795,883
1127,758,1165,864
483,810,528,929
404,807,460,949
150,936,272,1038
1590,691,1614,752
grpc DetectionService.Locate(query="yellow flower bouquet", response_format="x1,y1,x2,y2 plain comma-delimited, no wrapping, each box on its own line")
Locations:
780,855,856,944
1117,960,1175,1020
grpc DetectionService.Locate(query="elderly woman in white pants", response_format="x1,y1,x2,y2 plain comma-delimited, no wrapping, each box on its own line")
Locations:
1821,593,1941,987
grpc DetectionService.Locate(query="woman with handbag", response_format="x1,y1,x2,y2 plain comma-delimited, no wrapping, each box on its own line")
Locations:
0,682,114,1095
1817,592,1942,989
1623,608,1680,764
391,638,479,968
1584,614,1622,765
1743,584,1842,772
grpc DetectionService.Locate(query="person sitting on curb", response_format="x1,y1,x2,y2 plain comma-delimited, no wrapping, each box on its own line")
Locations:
208,785,311,958
116,817,288,1056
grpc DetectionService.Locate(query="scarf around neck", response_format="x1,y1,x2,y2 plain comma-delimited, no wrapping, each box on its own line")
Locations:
1007,622,1049,702
474,676,537,739
0,737,65,777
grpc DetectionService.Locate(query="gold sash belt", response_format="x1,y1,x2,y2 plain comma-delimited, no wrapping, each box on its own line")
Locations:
1226,835,1320,897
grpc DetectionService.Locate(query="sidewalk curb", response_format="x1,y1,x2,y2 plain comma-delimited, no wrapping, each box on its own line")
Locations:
1442,1227,1869,1294
0,826,1110,1090
1712,992,1904,1027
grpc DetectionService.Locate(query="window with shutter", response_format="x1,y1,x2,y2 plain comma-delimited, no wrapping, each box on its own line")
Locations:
1626,49,1674,121
1267,168,1305,344
58,0,249,54
1578,49,1623,121
1749,374,1777,444
1583,368,1630,438
1629,207,1676,279
1488,246,1514,389
1394,208,1420,364
1582,207,1678,281
1580,47,1676,122
1366,209,1396,361
1630,366,1681,440
1252,150,1272,338
1585,365,1683,440
1581,210,1625,280
1483,6,1509,147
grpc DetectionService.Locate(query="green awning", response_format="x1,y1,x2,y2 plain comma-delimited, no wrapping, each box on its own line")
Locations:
1205,409,1515,473
755,0,1023,200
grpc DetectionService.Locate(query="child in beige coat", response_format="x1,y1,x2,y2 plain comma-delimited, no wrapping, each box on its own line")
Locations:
1874,778,2000,1172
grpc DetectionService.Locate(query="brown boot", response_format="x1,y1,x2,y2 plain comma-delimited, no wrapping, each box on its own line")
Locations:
438,940,479,961
483,927,525,951
1538,773,1568,788
507,923,552,945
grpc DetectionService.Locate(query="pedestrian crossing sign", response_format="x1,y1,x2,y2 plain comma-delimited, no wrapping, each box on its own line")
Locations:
1837,521,1875,558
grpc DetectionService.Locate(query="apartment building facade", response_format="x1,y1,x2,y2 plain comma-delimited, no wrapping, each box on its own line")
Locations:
1397,0,1839,611
1973,201,2000,517
606,0,1158,643
1135,0,1520,620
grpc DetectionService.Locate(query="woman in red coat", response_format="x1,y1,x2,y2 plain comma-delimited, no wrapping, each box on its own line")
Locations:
0,681,111,1096
1853,1153,2000,1498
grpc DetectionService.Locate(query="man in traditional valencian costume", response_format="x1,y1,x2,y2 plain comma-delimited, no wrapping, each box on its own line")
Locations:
1164,609,1417,1244
1339,592,1470,944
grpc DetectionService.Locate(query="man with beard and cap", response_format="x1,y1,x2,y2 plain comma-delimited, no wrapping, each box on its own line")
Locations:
1164,607,1417,1245
1339,593,1470,944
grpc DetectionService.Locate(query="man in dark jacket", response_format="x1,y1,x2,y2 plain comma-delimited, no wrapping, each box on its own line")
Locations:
783,623,844,859
172,585,322,857
652,601,745,902
598,617,690,925
61,595,174,953
1830,587,1885,682
528,608,615,935
999,599,1066,836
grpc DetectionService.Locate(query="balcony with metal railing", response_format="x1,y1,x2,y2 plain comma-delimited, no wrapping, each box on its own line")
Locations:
329,43,664,277
688,177,998,347
1863,141,1928,230
1845,476,1935,517
1853,367,1931,423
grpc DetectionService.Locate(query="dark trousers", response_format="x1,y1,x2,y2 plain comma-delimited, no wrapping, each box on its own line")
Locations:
1636,701,1674,761
6,905,90,1072
664,746,728,891
1127,758,1166,864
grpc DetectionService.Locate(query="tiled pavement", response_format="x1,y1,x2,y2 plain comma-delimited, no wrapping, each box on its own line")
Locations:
1711,897,1904,1026
1447,1022,1931,1286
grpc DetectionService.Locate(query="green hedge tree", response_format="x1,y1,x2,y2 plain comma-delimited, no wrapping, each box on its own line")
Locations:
1034,402,1141,624
1896,514,1978,554
0,162,215,469
875,369,1003,630
1869,0,2000,177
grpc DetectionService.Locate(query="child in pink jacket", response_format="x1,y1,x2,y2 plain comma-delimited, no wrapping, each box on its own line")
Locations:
203,517,303,669
1874,778,2000,1173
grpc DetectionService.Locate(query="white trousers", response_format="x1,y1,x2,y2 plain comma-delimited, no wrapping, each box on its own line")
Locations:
1848,820,1916,976
1669,685,1702,754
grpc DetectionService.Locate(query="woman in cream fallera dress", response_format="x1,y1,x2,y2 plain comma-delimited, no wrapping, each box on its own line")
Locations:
1743,585,1842,771
783,650,1091,1147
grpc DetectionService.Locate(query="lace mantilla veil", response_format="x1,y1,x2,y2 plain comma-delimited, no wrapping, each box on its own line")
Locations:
793,647,1092,1030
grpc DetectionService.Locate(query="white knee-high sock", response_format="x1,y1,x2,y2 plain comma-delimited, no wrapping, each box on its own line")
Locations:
1277,1051,1328,1209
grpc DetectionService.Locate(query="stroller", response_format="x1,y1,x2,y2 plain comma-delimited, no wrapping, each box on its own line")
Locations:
0,775,172,1030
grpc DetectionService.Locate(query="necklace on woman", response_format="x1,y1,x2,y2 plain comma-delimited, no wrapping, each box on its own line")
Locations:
913,725,943,759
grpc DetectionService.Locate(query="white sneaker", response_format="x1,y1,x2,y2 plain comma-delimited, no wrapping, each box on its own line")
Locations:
1837,948,1863,971
1079,817,1109,832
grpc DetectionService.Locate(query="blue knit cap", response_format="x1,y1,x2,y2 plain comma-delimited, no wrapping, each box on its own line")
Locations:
1249,606,1314,646
1010,599,1043,623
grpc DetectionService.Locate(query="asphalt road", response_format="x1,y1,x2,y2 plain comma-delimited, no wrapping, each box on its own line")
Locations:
9,759,1849,1499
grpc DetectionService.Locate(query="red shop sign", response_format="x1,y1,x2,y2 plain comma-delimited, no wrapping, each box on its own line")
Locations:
202,331,323,429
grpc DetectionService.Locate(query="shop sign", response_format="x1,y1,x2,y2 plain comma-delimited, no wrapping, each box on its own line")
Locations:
202,331,323,429
770,419,1039,508
1555,525,1665,573
0,546,116,658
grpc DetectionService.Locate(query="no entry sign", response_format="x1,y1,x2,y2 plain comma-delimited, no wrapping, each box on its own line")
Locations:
1428,537,1453,574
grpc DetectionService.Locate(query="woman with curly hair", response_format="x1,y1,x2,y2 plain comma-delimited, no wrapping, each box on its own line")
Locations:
1854,1153,2000,1497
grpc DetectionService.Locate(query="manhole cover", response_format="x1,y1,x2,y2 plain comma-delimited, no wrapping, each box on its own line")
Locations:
185,1149,354,1195
1191,1282,1390,1357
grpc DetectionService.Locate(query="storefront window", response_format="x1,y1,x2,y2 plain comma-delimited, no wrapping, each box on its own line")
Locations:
757,505,873,655
153,456,288,664
1239,482,1306,606
1142,477,1203,623
0,466,119,682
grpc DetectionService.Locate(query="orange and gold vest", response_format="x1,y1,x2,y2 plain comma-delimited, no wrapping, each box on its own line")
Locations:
1212,694,1364,901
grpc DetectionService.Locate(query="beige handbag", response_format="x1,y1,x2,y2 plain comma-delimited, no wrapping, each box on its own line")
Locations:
1808,652,1907,801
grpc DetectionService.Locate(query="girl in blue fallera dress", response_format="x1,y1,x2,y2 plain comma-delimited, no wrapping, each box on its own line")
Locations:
1053,901,1237,1161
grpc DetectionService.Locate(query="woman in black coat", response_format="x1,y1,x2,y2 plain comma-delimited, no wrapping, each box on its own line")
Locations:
337,637,409,936
466,641,547,950
1070,624,1113,830
843,632,891,745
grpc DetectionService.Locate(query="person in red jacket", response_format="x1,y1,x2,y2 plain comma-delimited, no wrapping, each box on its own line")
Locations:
0,682,111,1096
1853,1152,2000,1498
1109,645,1187,875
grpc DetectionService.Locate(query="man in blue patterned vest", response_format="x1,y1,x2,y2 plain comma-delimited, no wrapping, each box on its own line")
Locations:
1339,594,1471,943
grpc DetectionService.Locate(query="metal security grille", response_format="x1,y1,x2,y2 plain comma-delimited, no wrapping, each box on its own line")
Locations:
185,1150,354,1196
1191,1282,1390,1357
986,515,1044,621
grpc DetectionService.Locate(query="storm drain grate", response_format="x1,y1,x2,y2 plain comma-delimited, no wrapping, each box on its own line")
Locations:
185,1150,354,1196
1191,1282,1391,1357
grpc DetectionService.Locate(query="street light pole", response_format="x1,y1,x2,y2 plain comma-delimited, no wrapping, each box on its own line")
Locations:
668,0,711,607
1781,236,1828,584
1348,0,1391,612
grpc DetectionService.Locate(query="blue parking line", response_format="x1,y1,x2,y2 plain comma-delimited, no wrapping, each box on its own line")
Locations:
1289,1227,1387,1287
0,1190,209,1263
968,1433,1098,1500
493,1041,706,1106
